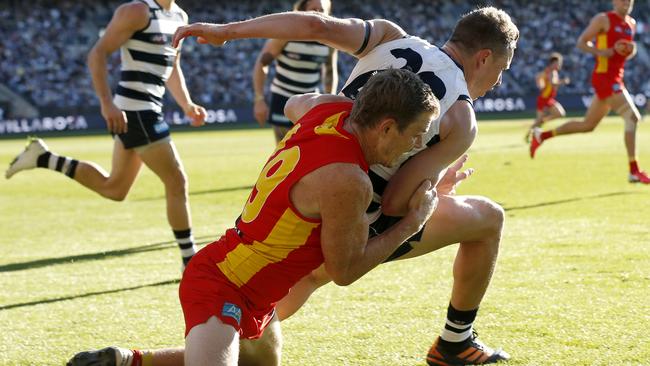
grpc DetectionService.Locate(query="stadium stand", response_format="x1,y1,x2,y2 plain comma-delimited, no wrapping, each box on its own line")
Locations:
1,0,648,115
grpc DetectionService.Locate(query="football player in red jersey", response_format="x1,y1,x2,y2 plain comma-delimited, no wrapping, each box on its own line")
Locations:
70,69,440,366
525,52,570,142
530,0,649,184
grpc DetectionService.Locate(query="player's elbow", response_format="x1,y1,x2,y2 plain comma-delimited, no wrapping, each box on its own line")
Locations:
303,13,332,40
381,199,407,217
331,274,355,287
325,265,358,286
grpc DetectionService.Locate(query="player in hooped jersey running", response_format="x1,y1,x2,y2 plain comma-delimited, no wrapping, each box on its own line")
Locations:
530,0,650,184
5,0,208,267
67,6,518,366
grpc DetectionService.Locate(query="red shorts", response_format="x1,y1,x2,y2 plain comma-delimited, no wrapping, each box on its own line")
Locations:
179,235,276,340
536,96,556,111
592,73,625,100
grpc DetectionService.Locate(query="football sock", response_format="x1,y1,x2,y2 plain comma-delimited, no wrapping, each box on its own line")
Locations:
113,347,135,366
174,228,196,266
36,151,79,178
130,349,154,366
438,303,478,353
629,160,639,174
540,129,555,141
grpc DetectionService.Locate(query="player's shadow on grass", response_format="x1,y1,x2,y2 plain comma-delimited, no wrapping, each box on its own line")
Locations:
503,191,642,212
0,235,215,273
0,278,179,311
134,185,254,201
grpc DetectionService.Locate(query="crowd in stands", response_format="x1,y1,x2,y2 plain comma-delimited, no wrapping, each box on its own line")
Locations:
1,0,649,113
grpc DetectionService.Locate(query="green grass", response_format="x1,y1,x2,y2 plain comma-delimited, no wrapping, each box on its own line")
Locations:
1,117,649,366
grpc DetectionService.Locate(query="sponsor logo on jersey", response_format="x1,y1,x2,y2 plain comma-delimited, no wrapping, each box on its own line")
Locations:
221,302,242,325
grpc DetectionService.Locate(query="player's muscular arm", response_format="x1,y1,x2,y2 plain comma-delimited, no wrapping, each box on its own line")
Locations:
253,39,286,99
381,101,476,216
252,39,287,126
323,49,338,94
315,164,435,286
87,2,148,134
577,13,612,58
172,13,406,59
167,53,207,126
535,72,546,90
284,93,351,123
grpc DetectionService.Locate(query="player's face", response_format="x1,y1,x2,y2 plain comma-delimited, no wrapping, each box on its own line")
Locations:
381,112,433,167
305,0,330,14
473,48,514,98
613,0,633,15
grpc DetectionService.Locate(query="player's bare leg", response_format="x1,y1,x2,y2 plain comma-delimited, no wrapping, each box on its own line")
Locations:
530,96,610,158
607,90,649,183
5,137,143,199
139,141,197,266
239,315,282,366
399,195,508,365
527,103,565,142
67,346,183,366
185,316,239,366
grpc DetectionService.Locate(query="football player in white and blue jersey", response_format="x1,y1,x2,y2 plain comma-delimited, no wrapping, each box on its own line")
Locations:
171,7,517,365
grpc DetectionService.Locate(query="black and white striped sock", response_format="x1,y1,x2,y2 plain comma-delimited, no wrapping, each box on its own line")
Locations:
173,229,196,266
439,304,478,352
36,151,79,178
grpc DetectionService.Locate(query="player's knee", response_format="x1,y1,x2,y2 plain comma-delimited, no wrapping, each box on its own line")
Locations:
474,197,505,236
100,185,130,201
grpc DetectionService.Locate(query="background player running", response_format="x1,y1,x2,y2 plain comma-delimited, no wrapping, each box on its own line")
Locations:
525,52,570,142
530,0,649,184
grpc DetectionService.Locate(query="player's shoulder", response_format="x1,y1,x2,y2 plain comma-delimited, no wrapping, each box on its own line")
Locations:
114,1,150,20
314,163,372,199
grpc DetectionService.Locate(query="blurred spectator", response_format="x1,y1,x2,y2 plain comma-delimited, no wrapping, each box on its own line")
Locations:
1,0,648,110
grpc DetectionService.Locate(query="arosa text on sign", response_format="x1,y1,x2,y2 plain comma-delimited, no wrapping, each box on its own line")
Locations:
167,108,239,125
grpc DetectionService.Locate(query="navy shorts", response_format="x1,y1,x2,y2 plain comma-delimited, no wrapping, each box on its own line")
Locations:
267,93,292,128
115,110,171,149
369,213,425,262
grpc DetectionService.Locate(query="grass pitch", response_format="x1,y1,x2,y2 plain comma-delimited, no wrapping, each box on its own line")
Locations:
1,117,649,366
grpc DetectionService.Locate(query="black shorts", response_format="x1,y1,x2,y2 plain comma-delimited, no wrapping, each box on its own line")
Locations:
115,110,171,149
267,93,292,128
369,213,425,262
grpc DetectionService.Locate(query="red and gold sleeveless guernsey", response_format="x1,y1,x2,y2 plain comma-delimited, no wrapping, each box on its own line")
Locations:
179,102,368,339
536,69,558,111
592,11,635,99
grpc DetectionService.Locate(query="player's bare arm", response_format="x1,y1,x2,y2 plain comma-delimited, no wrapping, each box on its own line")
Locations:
172,13,405,59
284,93,351,123
576,13,613,58
381,101,476,216
87,2,149,135
323,48,338,94
252,39,287,126
166,52,207,126
535,72,546,90
310,164,436,285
